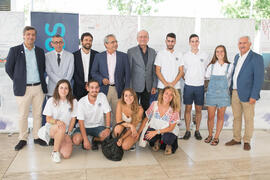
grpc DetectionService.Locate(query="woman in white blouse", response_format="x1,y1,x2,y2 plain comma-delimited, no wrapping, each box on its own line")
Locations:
114,88,144,150
42,79,77,163
204,45,234,146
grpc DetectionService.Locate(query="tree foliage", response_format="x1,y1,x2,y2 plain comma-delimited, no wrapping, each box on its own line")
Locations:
107,0,165,15
219,0,270,29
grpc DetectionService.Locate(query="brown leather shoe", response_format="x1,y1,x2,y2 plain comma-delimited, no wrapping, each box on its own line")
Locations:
244,143,251,151
225,139,241,146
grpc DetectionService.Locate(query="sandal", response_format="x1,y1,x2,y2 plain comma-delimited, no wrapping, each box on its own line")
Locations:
164,145,172,155
204,136,213,143
152,140,160,152
210,138,219,146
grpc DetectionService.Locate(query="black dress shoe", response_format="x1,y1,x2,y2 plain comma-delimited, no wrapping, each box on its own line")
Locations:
183,131,191,140
91,137,99,151
34,138,47,146
194,130,202,140
15,140,27,151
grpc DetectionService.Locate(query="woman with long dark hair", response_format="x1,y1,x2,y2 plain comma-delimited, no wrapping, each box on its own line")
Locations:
114,88,144,150
42,79,77,162
204,45,233,145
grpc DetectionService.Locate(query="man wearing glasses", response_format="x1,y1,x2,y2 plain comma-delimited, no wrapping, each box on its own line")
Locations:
91,34,130,126
45,34,74,97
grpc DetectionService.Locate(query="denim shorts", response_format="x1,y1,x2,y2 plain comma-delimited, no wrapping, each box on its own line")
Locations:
73,126,105,137
183,84,204,106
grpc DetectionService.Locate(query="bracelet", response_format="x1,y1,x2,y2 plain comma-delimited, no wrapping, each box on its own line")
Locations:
105,126,110,129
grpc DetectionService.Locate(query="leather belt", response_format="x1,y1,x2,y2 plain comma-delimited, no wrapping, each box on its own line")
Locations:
110,84,115,86
26,82,41,86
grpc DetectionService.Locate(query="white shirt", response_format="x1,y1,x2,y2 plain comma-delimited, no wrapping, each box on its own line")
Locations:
81,49,91,82
77,93,111,128
54,50,63,57
205,62,234,86
183,50,209,86
233,50,250,89
43,97,78,127
107,51,116,84
154,49,184,89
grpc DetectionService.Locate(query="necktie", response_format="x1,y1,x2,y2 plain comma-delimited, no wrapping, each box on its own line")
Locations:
57,54,61,66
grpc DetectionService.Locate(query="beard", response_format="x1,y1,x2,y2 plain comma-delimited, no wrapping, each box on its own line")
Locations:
83,43,91,50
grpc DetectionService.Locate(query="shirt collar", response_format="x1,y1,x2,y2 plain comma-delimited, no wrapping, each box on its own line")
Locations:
81,48,91,55
23,43,35,51
239,49,250,59
54,50,63,56
107,51,116,56
138,45,148,53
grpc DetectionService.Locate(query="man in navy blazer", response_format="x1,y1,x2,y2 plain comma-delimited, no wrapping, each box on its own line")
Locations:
73,32,98,100
226,36,264,151
5,26,48,151
91,34,130,125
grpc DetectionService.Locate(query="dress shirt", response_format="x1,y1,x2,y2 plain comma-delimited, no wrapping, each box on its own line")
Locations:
23,44,40,84
81,49,91,82
233,50,250,89
107,51,116,84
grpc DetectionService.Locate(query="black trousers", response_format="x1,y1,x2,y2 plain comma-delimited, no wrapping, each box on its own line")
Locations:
136,87,150,112
146,128,178,153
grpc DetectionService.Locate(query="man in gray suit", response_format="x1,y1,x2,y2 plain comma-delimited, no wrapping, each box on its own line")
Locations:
127,30,157,111
46,34,74,96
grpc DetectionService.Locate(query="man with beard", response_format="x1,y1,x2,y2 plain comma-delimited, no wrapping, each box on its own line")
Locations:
72,79,111,150
73,32,99,100
155,33,184,95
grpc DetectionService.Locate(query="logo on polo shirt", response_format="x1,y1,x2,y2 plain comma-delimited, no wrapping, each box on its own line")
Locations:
98,103,102,107
200,58,204,62
176,57,179,61
68,107,72,112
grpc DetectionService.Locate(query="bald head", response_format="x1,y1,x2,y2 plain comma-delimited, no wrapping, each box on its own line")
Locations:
137,30,149,47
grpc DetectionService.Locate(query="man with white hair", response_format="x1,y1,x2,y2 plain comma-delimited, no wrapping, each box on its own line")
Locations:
91,34,130,126
225,36,264,151
127,30,157,112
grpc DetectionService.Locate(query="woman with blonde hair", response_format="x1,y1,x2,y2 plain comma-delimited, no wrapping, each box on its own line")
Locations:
42,79,77,163
142,86,180,155
204,45,233,145
114,88,144,150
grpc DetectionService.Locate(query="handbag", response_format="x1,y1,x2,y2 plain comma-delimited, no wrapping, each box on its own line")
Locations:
138,119,150,147
101,121,126,161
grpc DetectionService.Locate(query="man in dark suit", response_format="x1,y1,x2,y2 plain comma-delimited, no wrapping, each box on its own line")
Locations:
91,34,130,125
73,32,98,100
225,36,264,151
5,26,48,151
127,30,157,112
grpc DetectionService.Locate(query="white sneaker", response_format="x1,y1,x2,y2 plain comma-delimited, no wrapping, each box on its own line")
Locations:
51,151,61,163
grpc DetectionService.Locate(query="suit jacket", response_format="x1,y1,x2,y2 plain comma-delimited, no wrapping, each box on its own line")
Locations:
45,49,74,96
91,51,130,98
73,49,98,100
230,50,264,102
5,44,47,96
127,46,157,92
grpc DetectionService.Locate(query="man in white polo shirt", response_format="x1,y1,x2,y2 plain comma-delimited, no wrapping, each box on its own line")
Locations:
72,79,111,150
155,32,184,101
182,34,209,140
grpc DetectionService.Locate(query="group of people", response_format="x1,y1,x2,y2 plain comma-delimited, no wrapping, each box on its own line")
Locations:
5,26,264,163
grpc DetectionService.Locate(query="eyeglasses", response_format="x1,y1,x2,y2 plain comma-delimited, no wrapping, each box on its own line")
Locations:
107,40,118,44
52,41,64,45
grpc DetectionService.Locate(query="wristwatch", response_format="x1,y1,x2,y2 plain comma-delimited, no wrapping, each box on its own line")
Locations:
66,131,72,136
157,130,161,134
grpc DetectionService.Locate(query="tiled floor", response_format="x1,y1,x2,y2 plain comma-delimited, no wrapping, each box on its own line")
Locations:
1,130,270,180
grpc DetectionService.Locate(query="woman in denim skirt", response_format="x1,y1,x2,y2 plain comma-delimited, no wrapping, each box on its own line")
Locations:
204,45,234,145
